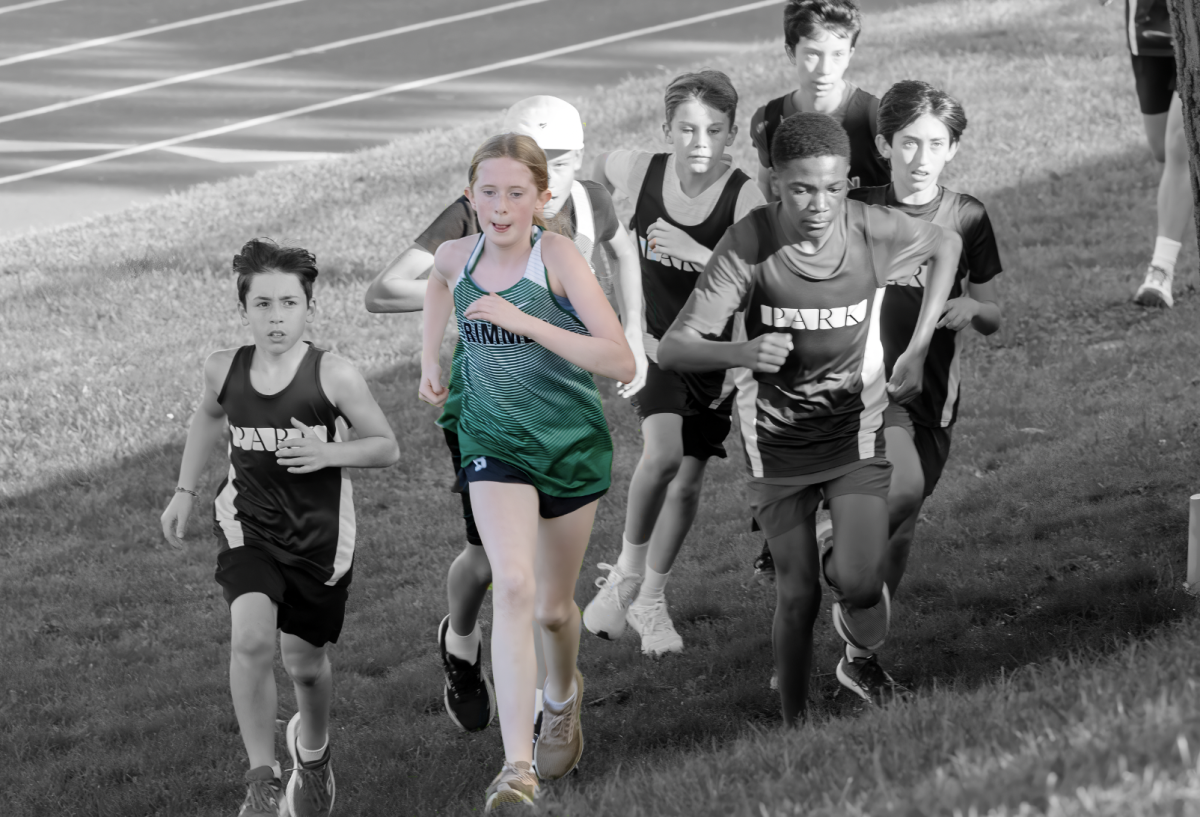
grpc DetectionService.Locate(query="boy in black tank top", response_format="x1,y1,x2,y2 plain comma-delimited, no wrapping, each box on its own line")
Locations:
582,71,765,658
160,239,399,817
749,0,889,200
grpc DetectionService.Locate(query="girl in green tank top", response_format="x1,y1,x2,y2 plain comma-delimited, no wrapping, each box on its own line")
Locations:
419,133,634,811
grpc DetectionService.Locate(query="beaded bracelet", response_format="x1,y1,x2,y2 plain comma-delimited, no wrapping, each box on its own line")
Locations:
175,486,199,498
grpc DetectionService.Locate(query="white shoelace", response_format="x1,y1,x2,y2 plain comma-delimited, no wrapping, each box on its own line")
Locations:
593,563,640,606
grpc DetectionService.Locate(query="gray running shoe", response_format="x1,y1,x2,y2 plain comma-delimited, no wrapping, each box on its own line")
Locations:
831,583,891,653
286,712,335,817
837,653,906,704
237,766,285,817
1134,264,1173,308
533,669,585,780
484,760,539,813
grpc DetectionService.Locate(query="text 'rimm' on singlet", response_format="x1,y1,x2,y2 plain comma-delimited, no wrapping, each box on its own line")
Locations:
212,343,355,585
450,227,613,498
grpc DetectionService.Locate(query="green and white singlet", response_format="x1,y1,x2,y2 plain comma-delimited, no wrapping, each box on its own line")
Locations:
451,227,613,498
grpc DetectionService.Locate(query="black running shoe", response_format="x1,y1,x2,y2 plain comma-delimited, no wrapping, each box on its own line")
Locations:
836,653,906,705
438,614,496,732
753,540,775,579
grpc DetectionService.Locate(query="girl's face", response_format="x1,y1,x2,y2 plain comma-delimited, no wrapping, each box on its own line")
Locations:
877,113,959,198
788,27,854,100
467,156,553,245
544,149,583,217
662,98,735,177
239,271,312,353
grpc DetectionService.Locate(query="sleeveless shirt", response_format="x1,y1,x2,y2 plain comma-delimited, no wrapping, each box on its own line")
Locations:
451,228,613,498
761,89,889,189
212,343,355,585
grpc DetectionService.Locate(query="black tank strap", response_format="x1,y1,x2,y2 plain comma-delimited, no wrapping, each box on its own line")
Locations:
763,95,787,167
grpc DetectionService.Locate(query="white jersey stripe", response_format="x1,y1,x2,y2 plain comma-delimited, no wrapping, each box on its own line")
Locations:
327,424,356,584
1127,0,1140,55
213,458,245,548
857,288,888,459
940,336,964,427
735,367,765,478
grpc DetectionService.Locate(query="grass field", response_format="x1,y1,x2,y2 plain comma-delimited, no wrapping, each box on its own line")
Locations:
3,0,1200,814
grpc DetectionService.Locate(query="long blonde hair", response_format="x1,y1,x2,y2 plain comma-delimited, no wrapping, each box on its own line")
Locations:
468,133,550,231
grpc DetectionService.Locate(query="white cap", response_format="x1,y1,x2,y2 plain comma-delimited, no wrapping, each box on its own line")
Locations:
502,96,584,152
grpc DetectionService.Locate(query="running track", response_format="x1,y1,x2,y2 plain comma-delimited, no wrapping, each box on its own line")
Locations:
0,0,924,238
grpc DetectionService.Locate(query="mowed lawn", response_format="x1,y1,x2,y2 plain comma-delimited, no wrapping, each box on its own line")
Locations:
3,0,1200,814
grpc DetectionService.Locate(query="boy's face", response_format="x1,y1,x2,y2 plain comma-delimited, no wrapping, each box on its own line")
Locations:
787,27,854,100
876,113,959,199
543,148,583,217
467,156,553,247
772,155,851,243
239,271,313,353
662,98,736,177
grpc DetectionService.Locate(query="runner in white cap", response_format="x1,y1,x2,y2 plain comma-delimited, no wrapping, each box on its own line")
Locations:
364,96,645,740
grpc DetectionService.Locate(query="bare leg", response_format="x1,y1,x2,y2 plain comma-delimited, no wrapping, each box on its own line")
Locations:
623,414,685,544
280,634,331,752
446,543,492,637
1158,95,1193,246
824,493,890,610
768,519,821,726
535,501,599,703
645,455,708,574
229,593,279,770
471,482,540,764
883,426,925,597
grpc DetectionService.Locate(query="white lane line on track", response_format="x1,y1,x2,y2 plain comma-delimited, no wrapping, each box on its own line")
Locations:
0,0,69,15
0,0,783,187
0,0,554,125
0,0,308,68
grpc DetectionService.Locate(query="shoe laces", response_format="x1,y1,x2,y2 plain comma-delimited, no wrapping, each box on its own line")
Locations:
540,696,577,743
1146,264,1172,289
444,653,484,700
492,760,538,798
242,778,280,813
593,563,640,605
293,758,332,810
850,654,896,694
635,598,674,635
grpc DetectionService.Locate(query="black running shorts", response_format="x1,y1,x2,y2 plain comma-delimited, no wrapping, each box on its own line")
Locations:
883,401,953,498
215,543,351,647
748,461,892,540
1130,54,1177,115
458,454,607,520
443,428,484,546
630,358,733,460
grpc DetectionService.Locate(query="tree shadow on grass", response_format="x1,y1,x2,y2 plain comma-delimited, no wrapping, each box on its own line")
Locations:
3,148,1197,815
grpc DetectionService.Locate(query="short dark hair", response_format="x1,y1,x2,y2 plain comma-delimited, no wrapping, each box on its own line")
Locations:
233,238,319,305
877,79,969,145
770,112,850,167
784,0,863,50
664,69,739,127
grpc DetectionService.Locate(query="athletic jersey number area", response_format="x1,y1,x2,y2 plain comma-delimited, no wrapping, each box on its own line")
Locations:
679,200,942,478
850,185,1002,428
450,227,613,498
212,343,355,585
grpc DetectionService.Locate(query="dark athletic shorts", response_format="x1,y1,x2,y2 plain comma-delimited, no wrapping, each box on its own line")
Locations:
1130,54,1177,115
215,543,351,647
443,428,483,546
631,358,734,460
458,455,607,520
883,401,953,498
748,461,892,540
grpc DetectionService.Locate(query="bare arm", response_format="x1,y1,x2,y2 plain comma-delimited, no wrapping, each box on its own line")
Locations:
418,242,463,407
160,351,232,548
274,355,400,470
889,228,963,402
465,233,635,383
607,222,648,396
937,277,1001,336
363,244,435,313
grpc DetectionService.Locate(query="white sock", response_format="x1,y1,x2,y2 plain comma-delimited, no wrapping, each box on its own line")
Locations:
846,644,874,662
535,687,544,718
298,737,327,764
445,621,481,664
1151,236,1182,277
270,760,282,779
543,679,577,712
616,534,649,576
633,565,670,606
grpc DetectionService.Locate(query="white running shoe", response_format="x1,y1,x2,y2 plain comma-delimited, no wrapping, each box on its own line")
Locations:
832,583,891,653
815,509,833,551
582,563,642,641
625,597,683,656
1134,264,1174,308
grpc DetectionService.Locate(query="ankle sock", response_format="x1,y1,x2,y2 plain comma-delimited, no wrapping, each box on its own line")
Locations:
633,565,670,607
269,760,282,779
298,737,328,765
534,687,544,718
1151,236,1182,277
616,534,649,576
845,644,874,662
543,680,577,712
445,620,481,664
